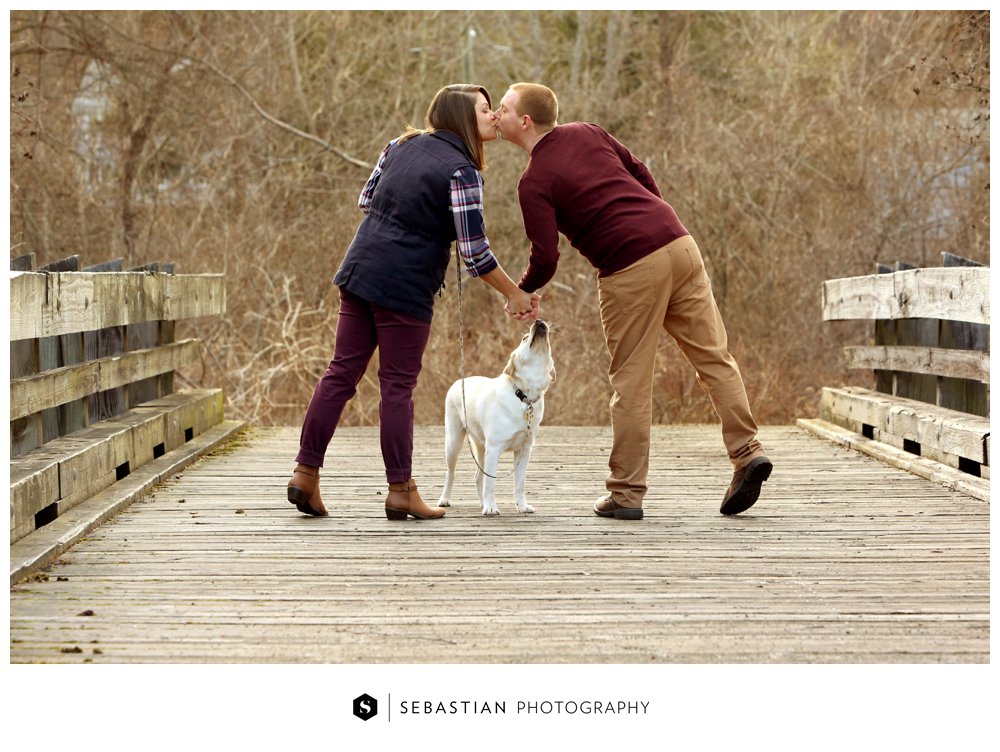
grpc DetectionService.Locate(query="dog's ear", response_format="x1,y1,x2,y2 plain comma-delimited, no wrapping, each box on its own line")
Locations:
503,353,516,378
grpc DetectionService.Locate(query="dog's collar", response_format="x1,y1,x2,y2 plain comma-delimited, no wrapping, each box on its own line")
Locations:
514,384,539,428
514,386,539,405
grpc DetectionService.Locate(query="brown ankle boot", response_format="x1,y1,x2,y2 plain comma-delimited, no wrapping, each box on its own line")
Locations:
287,465,328,517
385,479,445,521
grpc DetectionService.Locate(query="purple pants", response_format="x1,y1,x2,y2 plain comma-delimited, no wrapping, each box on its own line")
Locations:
296,288,431,484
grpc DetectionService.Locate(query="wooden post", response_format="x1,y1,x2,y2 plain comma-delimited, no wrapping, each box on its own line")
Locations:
127,262,164,406
10,254,35,271
892,261,938,406
873,263,894,395
10,254,42,456
37,256,86,440
82,259,127,423
939,253,988,417
159,263,176,397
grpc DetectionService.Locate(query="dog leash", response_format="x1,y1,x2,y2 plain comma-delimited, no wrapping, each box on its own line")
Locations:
455,248,521,481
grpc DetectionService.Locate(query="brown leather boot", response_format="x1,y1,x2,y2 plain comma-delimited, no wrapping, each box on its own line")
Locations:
287,465,328,517
385,479,445,521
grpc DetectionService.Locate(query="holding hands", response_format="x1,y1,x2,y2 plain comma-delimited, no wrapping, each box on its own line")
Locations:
505,289,541,321
476,266,540,321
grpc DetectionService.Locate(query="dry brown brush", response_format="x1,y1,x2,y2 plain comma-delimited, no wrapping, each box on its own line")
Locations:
10,10,989,428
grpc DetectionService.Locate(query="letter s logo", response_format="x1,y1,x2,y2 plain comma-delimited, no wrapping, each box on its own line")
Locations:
353,693,378,721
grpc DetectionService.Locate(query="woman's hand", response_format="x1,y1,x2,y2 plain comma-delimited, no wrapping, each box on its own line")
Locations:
477,267,541,320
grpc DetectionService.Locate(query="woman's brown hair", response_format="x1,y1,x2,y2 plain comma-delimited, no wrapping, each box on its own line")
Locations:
398,84,492,170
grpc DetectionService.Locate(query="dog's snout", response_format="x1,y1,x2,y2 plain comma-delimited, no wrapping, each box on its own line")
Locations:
530,319,548,339
529,321,548,347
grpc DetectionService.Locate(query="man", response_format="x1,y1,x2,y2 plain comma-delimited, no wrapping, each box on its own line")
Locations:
495,82,772,520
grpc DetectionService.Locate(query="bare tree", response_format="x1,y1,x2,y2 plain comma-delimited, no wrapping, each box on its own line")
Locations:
9,10,989,427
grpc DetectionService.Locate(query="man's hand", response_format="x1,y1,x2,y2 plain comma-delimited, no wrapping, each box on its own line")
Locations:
505,290,541,320
477,267,541,320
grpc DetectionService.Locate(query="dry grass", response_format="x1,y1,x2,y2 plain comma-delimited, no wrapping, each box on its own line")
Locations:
10,10,989,427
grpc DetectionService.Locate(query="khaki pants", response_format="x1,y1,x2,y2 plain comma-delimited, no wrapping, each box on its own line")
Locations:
597,235,765,508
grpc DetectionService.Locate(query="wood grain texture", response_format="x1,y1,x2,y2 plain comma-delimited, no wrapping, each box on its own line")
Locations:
10,389,224,544
10,340,200,420
9,425,988,664
9,272,225,341
819,386,989,464
822,267,989,324
797,418,988,500
843,345,989,383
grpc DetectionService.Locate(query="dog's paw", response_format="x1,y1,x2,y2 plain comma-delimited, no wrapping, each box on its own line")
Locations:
437,498,451,507
516,503,535,514
481,503,501,516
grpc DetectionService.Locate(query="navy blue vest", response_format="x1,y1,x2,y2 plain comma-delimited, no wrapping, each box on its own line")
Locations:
333,130,475,322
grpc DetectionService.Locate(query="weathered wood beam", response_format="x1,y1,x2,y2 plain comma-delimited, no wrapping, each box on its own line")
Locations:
818,386,989,464
843,345,989,383
10,339,200,420
797,418,989,501
822,267,989,324
10,388,224,544
9,272,226,341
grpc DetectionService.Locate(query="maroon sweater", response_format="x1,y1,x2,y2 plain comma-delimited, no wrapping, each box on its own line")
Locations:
516,122,689,292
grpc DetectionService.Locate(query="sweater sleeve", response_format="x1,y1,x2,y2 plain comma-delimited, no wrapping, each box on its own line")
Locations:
516,177,560,293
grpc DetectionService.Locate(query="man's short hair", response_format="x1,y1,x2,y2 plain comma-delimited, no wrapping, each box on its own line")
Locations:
510,82,558,131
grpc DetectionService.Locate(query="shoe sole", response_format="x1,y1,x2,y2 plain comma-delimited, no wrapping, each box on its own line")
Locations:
594,506,644,520
288,486,328,517
385,506,445,521
720,458,773,516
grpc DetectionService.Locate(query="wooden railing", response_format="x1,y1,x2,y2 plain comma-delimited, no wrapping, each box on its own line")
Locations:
798,253,989,500
9,254,230,543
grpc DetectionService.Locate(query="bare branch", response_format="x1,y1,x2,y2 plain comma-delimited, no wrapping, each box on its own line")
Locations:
189,53,373,170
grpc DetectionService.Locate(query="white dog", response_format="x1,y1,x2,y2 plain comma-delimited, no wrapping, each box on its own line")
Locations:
438,319,555,515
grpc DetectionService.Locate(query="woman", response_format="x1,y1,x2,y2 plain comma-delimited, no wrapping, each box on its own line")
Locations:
288,84,537,521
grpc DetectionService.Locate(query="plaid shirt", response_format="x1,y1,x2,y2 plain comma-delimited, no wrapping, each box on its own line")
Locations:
359,140,499,278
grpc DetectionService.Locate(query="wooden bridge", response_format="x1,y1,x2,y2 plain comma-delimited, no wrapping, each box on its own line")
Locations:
8,256,990,663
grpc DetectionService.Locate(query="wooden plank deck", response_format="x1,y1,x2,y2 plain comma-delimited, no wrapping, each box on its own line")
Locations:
9,425,989,663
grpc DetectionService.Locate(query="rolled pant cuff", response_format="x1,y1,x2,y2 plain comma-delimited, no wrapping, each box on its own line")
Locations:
605,489,645,508
295,451,324,468
386,469,411,484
